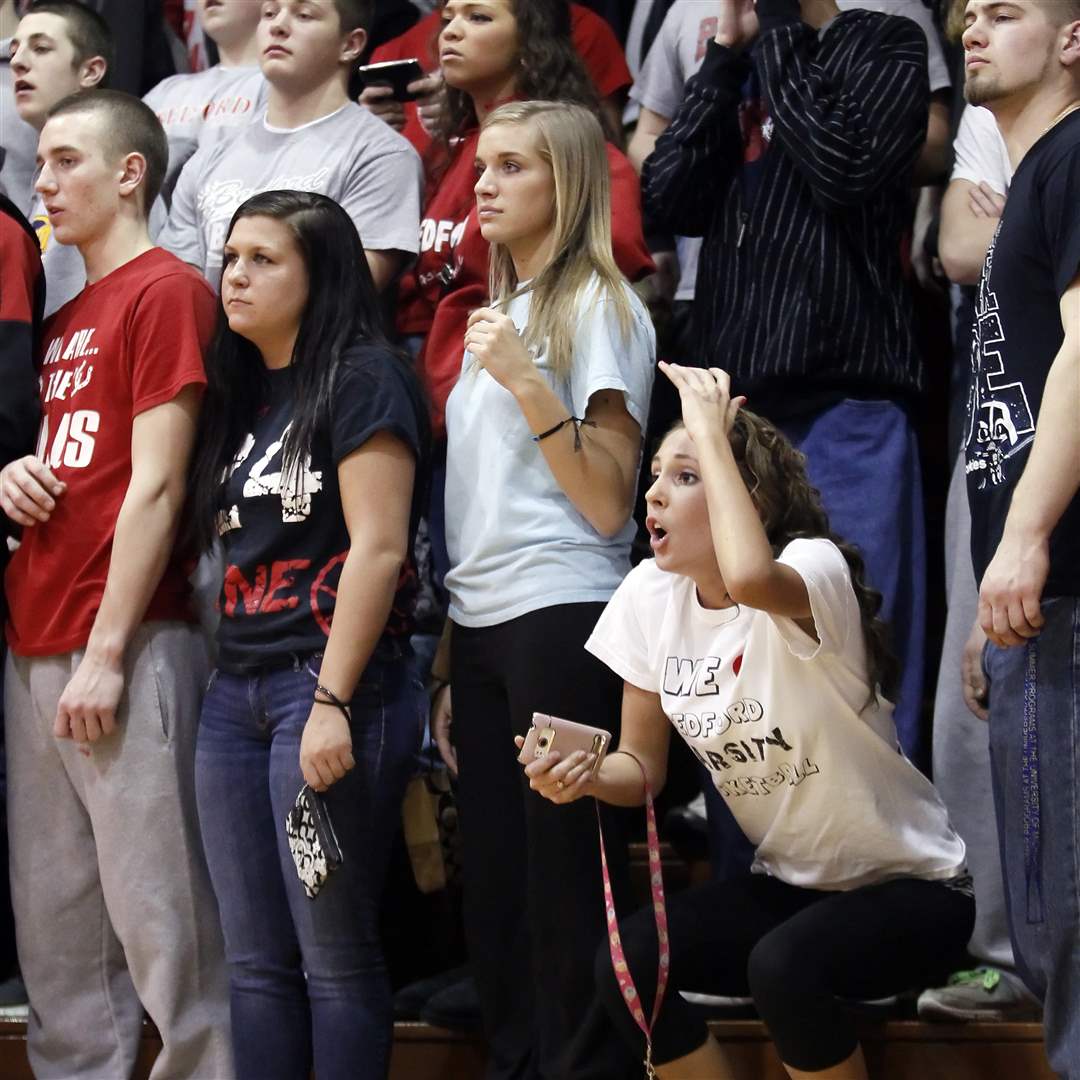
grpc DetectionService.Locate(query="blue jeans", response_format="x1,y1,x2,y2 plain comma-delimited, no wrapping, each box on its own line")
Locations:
986,597,1080,1078
195,644,426,1080
778,398,927,765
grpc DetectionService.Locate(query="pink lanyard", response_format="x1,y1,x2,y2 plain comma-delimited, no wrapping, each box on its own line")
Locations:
596,751,670,1079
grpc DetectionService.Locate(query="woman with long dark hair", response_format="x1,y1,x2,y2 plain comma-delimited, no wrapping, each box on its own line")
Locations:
525,364,974,1080
189,189,430,1080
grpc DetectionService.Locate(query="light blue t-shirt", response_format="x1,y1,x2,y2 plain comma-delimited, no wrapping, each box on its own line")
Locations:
444,276,656,628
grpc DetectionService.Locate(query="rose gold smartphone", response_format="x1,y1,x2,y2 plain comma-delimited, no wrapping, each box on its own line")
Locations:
517,712,610,777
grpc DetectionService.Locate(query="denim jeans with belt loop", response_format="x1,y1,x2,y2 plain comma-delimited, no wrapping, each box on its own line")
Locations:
195,641,426,1080
986,597,1080,1078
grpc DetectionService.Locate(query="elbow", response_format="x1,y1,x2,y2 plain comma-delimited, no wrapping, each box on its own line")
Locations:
350,542,408,583
587,501,634,540
133,473,188,521
938,237,983,287
723,567,776,609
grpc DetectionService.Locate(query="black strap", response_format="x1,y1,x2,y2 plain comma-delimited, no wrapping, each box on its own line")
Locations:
531,415,597,452
314,683,352,723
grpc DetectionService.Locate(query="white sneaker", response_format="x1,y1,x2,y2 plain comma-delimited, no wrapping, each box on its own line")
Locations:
917,967,1042,1022
679,990,754,1009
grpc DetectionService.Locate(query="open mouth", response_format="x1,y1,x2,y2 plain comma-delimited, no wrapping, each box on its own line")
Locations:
647,517,668,551
14,80,34,94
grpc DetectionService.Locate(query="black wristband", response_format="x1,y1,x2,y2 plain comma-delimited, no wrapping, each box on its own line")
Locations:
314,683,352,723
531,415,597,451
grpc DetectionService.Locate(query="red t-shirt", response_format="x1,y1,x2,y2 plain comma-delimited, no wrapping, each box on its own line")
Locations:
5,248,214,657
0,213,39,327
371,4,632,156
405,131,654,434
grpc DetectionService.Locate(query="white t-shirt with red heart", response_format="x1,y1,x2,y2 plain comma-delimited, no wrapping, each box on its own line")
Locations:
586,537,966,891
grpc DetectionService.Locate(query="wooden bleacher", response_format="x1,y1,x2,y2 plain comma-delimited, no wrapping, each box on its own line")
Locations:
0,1016,1054,1078
0,844,1053,1077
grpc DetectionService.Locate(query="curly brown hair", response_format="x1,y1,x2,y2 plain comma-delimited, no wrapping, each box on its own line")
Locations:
430,0,608,149
670,411,900,709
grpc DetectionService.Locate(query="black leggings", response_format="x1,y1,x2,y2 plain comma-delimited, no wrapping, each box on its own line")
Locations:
590,871,974,1072
451,604,639,1080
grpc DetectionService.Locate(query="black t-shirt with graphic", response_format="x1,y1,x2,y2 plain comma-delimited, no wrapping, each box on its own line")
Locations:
965,110,1080,598
215,344,427,670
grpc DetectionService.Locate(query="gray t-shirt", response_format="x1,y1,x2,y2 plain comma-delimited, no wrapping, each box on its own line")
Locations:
30,192,85,318
160,102,423,285
143,65,267,205
32,191,168,318
0,37,40,216
631,0,951,302
444,277,656,628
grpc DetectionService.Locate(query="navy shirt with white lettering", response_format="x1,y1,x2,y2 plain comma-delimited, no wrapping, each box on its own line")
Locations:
214,344,427,670
965,110,1080,596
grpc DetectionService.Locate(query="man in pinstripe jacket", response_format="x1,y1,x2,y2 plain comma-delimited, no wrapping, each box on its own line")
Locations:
642,0,932,767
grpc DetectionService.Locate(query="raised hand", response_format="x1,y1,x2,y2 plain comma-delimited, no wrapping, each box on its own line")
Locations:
659,362,746,447
715,0,759,50
464,308,536,393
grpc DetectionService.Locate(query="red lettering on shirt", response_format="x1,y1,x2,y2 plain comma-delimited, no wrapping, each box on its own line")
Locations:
223,563,267,615
262,559,311,613
310,551,347,636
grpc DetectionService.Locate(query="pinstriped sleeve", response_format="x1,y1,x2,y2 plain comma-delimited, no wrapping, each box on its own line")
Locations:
640,40,750,239
754,8,929,210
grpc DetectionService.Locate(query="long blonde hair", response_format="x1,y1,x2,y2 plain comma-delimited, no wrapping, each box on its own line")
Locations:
482,101,634,380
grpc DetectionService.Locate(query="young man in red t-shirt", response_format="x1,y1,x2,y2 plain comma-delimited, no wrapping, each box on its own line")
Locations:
0,89,231,1079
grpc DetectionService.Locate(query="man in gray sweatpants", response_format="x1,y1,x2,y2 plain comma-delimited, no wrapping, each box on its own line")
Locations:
0,88,231,1079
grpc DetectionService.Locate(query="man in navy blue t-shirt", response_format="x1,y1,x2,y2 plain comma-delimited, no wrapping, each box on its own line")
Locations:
961,1,1080,1070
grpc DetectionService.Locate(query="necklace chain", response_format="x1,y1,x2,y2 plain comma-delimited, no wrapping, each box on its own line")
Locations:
1039,101,1080,142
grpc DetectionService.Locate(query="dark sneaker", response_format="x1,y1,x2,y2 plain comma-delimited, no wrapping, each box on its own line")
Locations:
420,976,483,1033
394,965,471,1021
917,967,1043,1022
0,974,28,1018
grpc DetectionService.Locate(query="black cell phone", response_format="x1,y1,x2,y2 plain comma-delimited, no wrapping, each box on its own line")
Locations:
355,59,427,102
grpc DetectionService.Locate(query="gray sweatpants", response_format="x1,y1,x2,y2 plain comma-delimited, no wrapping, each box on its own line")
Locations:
931,453,1014,970
5,621,233,1079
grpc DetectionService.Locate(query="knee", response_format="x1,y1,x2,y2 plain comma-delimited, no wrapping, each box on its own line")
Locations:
746,931,805,1015
229,954,306,998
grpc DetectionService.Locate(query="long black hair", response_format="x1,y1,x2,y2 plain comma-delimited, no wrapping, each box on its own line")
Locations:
189,189,404,553
431,0,608,150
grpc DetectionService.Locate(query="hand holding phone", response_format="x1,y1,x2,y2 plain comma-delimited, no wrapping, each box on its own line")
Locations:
356,59,428,102
517,712,610,803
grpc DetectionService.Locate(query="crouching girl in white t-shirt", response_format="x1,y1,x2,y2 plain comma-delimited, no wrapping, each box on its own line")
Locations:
523,364,974,1080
